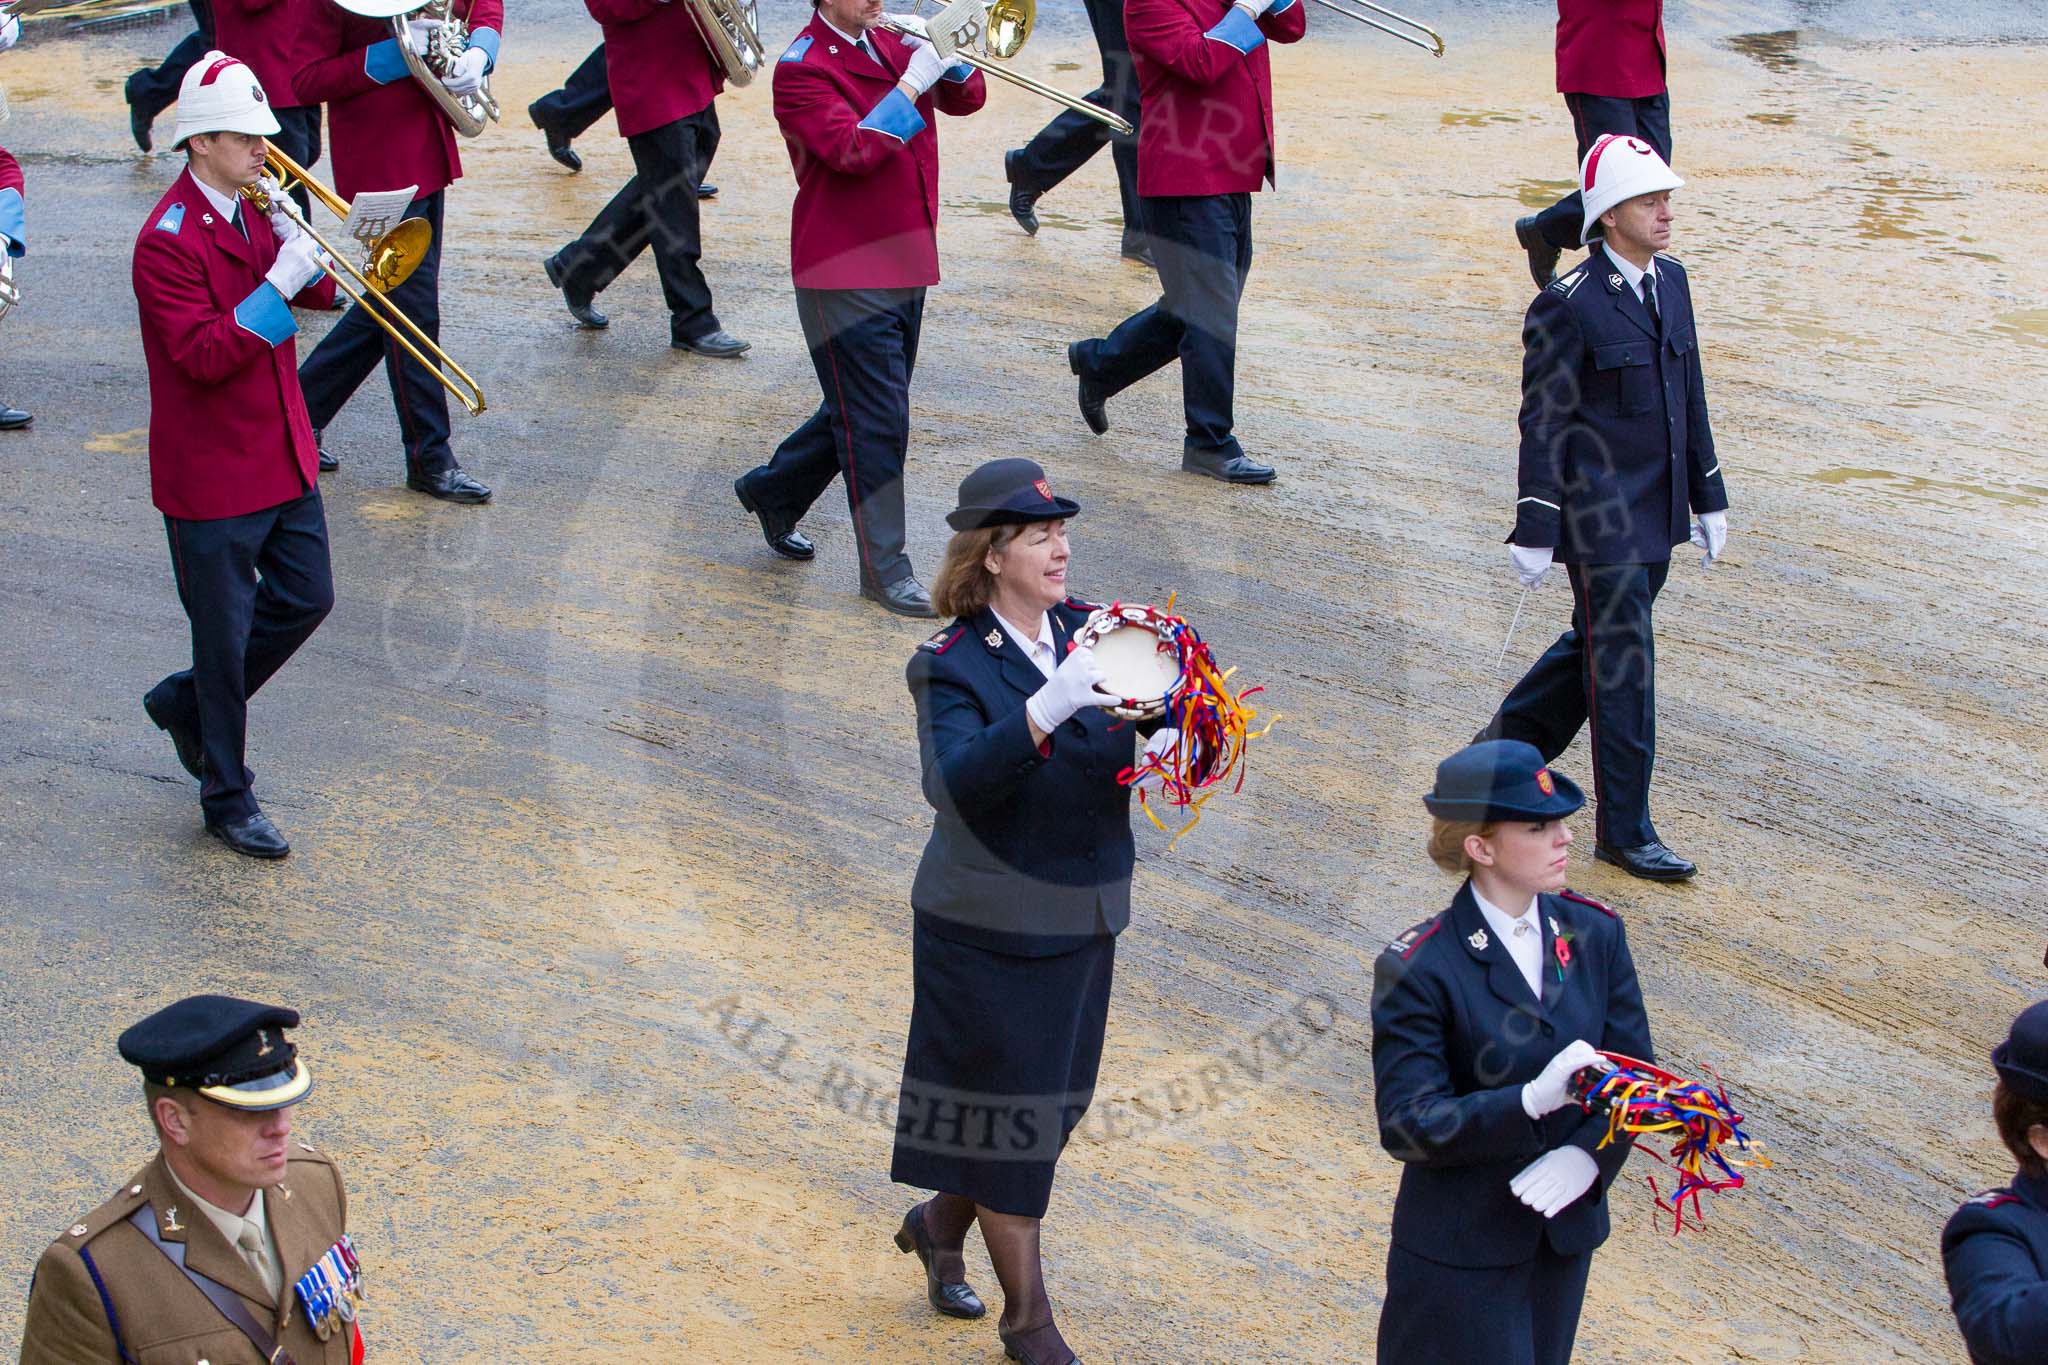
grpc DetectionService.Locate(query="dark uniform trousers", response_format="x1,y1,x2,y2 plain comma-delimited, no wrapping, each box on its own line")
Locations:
1006,0,1145,254
1381,1242,1593,1365
146,487,334,823
553,104,722,345
532,41,615,140
1531,92,1673,253
1487,559,1669,849
126,0,215,123
742,286,924,591
1072,191,1250,459
298,190,455,475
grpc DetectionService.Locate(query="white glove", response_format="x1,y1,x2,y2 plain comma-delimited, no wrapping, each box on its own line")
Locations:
254,176,299,244
883,12,931,44
443,45,488,95
1026,644,1114,734
1234,0,1276,16
264,232,327,299
1509,1146,1601,1219
899,41,947,96
400,16,443,56
1132,727,1180,788
1509,543,1554,590
0,15,21,52
1521,1038,1604,1119
1690,509,1728,565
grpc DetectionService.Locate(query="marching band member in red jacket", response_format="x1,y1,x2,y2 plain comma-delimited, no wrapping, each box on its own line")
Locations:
1514,0,1669,287
0,13,28,431
541,0,749,355
293,0,501,501
133,54,335,859
1065,0,1303,486
732,0,984,619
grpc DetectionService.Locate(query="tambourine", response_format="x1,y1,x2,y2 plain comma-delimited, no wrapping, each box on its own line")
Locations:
1073,603,1186,720
1568,1050,1768,1234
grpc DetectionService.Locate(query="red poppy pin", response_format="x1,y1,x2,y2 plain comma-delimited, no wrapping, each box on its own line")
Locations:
1535,769,1555,796
1034,478,1053,500
1551,915,1574,980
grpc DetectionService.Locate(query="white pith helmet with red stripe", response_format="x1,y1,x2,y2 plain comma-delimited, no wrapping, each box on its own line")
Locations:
171,51,281,149
1578,134,1683,245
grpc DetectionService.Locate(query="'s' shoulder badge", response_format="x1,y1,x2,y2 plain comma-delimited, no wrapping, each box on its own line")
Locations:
155,202,186,235
1560,889,1617,918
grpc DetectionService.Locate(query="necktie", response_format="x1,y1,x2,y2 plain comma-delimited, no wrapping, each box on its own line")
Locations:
855,36,874,58
236,1221,279,1299
231,204,249,241
1641,272,1661,331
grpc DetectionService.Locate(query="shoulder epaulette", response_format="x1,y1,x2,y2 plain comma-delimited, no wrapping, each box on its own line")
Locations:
1062,595,1102,613
918,626,963,654
154,202,186,235
1966,1189,2018,1208
780,33,813,62
1547,266,1587,297
1560,889,1617,918
58,1181,150,1249
1382,914,1444,959
1654,249,1683,265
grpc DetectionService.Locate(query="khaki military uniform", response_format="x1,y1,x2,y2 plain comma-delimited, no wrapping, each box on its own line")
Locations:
20,1146,359,1365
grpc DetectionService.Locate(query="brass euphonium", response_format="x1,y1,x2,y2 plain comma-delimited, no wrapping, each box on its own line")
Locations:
683,0,765,86
330,0,500,137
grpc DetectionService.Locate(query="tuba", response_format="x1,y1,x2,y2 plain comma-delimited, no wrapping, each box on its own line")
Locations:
682,0,764,86
333,0,500,137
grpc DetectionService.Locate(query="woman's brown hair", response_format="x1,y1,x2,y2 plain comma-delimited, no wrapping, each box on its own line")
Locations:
930,523,1027,620
1994,1079,2048,1177
1428,817,1501,876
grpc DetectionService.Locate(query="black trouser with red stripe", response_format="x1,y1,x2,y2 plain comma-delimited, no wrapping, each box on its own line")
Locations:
1530,91,1672,252
741,286,925,591
1484,560,1668,848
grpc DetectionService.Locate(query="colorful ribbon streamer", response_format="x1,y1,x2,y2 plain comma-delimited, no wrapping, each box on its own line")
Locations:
1108,596,1277,847
1571,1050,1770,1234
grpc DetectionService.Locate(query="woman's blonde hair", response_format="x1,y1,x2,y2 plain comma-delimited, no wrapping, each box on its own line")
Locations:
1428,817,1501,875
930,523,1028,619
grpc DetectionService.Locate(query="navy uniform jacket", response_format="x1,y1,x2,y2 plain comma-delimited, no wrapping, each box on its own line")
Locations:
1943,1171,2048,1364
1371,881,1653,1267
1512,242,1729,564
907,597,1146,958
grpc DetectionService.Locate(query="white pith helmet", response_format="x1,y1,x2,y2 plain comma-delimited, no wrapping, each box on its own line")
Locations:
170,51,281,150
1578,133,1683,245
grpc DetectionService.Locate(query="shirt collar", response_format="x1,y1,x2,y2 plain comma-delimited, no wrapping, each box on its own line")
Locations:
164,1159,269,1247
1604,243,1656,297
1472,885,1539,940
819,15,872,46
990,607,1054,659
189,174,244,228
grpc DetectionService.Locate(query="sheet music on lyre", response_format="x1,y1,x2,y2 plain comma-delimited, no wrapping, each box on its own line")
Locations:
340,187,419,248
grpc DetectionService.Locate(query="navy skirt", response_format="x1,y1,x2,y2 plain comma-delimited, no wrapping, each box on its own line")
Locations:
890,920,1117,1217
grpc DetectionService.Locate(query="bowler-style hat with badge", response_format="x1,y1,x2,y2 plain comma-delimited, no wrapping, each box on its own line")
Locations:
1423,739,1584,822
945,458,1081,531
1994,1000,2048,1104
118,994,313,1111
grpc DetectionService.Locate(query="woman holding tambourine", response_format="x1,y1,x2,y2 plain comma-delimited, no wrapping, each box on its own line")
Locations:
889,457,1169,1365
1370,739,1655,1365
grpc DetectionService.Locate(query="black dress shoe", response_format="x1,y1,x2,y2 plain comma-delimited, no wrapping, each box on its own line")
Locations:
674,329,751,358
129,103,153,154
861,577,938,618
313,428,339,472
142,690,203,780
733,475,815,560
1120,239,1155,268
1595,839,1697,882
1069,342,1107,435
528,102,582,172
893,1204,986,1320
998,1318,1080,1365
406,464,493,503
1183,449,1276,484
1004,150,1040,236
206,811,290,859
543,253,609,329
0,404,31,430
696,182,718,199
1515,213,1562,290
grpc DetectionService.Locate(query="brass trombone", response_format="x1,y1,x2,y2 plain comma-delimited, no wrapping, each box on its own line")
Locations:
1307,0,1443,57
243,143,487,416
881,0,1134,137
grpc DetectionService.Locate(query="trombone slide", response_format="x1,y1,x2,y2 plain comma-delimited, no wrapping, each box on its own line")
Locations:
1305,0,1443,56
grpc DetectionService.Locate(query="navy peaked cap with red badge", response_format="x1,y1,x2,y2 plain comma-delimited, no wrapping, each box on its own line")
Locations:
118,994,313,1111
945,457,1081,531
1994,1000,2048,1104
1423,739,1585,821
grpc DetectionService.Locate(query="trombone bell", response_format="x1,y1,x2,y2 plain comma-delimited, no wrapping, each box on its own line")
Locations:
983,0,1030,58
364,218,433,293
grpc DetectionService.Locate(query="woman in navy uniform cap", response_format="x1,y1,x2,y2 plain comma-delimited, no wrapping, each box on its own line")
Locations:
1371,739,1653,1365
1942,999,2048,1364
888,457,1166,1365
